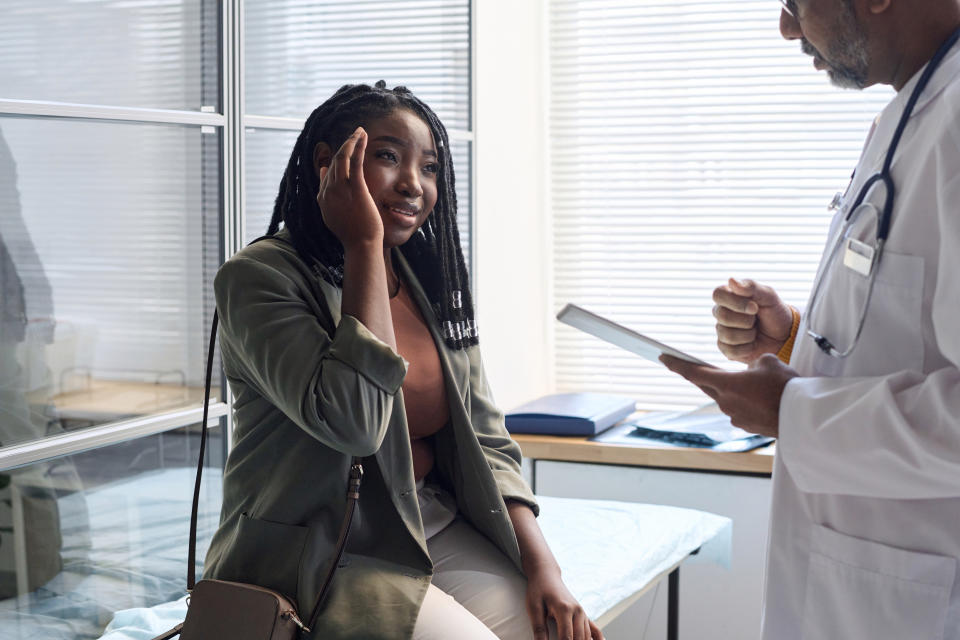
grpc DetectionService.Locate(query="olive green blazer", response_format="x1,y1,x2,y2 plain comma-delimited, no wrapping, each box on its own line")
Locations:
202,231,537,639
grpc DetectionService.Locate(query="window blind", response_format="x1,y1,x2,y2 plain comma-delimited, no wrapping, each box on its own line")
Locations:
244,0,472,260
245,0,471,131
550,0,893,409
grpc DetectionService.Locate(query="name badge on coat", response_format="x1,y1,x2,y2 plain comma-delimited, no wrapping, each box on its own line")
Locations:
843,238,876,276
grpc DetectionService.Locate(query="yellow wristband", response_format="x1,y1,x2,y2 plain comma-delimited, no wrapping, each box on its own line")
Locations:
776,307,801,364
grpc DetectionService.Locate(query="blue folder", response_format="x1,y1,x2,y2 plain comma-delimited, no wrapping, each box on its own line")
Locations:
505,392,637,436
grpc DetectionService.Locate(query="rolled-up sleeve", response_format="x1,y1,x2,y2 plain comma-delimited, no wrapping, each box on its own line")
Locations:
215,254,407,457
328,314,407,393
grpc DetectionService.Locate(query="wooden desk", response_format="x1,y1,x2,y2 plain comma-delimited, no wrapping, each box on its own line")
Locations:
39,380,207,423
512,433,775,476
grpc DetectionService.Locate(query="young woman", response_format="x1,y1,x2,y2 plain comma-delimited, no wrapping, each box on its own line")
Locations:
202,82,602,640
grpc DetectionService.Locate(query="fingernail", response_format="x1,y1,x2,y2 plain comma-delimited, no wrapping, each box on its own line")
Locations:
354,126,363,135
746,301,759,314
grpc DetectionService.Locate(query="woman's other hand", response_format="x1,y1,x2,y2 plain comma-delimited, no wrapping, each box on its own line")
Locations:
317,127,383,250
507,501,603,639
524,565,603,640
713,277,793,363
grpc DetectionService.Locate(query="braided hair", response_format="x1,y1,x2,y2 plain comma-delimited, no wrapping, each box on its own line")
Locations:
266,81,477,349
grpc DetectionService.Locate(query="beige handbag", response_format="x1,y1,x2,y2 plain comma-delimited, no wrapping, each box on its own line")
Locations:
152,310,362,640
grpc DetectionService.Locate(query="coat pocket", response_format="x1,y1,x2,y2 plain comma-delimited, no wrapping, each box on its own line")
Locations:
214,513,309,603
814,249,925,376
800,524,955,640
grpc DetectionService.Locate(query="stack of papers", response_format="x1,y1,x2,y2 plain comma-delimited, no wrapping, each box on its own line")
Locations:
592,404,774,452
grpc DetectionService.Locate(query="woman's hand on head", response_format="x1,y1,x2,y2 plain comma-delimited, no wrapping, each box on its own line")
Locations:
316,127,383,251
525,565,604,640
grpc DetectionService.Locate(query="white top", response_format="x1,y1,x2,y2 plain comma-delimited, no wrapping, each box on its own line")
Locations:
765,44,960,640
416,479,458,540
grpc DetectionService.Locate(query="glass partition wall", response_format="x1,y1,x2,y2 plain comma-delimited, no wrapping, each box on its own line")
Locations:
0,2,473,637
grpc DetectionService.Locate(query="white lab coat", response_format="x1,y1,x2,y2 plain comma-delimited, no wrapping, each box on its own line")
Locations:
762,45,960,640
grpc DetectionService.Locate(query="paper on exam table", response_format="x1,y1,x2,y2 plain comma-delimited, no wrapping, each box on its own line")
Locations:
536,496,731,623
99,596,189,640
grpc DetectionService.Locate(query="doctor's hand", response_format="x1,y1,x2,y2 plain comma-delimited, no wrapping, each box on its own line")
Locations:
713,278,794,364
659,353,799,438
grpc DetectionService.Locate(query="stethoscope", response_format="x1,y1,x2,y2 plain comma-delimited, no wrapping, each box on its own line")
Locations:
804,25,960,358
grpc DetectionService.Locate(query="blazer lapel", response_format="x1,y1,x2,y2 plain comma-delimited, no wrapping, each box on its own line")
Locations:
395,251,470,396
394,252,513,552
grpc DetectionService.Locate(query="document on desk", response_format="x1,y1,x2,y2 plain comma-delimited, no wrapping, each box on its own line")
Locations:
591,404,774,452
556,303,711,367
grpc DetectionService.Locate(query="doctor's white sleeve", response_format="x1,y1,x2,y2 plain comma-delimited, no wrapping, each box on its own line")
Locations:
776,130,960,501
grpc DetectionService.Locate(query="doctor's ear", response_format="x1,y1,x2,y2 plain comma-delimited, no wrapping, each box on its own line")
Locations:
313,142,333,179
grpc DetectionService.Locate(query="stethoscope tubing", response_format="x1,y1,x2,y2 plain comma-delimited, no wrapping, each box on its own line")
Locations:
805,25,960,357
848,25,960,243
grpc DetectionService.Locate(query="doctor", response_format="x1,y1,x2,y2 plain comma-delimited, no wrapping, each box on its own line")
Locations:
662,1,960,638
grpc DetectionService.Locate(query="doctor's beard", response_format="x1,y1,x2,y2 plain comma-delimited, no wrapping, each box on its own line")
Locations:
800,6,870,90
803,38,869,89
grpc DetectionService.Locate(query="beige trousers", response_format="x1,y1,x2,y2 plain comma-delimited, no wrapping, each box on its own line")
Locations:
413,518,546,640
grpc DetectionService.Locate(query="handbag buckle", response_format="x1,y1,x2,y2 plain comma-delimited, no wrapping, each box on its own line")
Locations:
347,462,364,499
282,610,309,632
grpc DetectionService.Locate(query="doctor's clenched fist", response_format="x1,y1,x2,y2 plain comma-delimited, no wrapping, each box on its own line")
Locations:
713,278,794,364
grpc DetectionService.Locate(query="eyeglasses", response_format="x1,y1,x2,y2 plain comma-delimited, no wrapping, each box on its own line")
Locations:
779,0,796,17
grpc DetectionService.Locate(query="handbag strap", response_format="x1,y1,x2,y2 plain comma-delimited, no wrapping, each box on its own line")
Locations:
307,459,362,631
187,310,219,590
188,238,364,630
151,623,183,640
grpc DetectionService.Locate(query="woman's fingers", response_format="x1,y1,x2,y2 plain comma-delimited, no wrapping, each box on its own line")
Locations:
318,128,363,205
527,598,549,640
325,127,361,188
334,128,360,182
349,127,367,187
317,165,329,198
552,603,575,640
589,618,604,640
573,608,588,640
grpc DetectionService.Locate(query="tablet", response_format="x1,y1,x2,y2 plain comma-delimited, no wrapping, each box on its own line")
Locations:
556,303,712,367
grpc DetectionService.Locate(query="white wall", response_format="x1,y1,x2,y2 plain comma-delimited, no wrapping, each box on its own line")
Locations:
474,0,553,411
